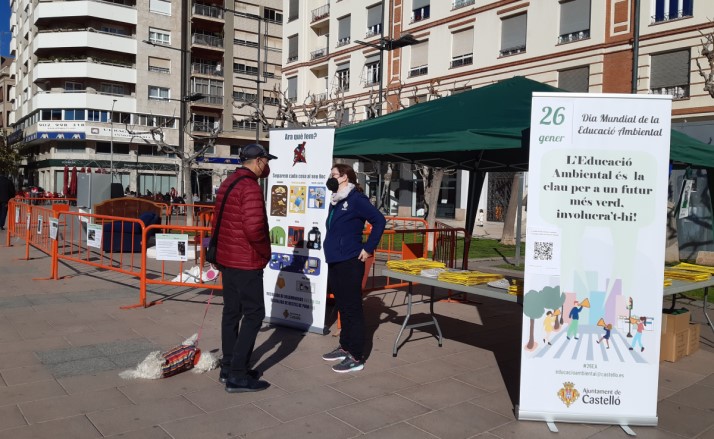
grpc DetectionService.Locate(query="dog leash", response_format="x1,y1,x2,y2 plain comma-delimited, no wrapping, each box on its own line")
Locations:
195,285,216,348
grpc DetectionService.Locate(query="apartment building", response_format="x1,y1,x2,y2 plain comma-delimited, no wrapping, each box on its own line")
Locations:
9,0,282,198
283,0,711,220
0,57,15,136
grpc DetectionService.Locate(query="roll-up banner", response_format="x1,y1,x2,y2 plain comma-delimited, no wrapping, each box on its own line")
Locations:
264,127,335,333
519,93,671,425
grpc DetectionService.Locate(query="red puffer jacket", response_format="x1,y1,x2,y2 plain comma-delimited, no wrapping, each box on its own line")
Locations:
211,168,271,270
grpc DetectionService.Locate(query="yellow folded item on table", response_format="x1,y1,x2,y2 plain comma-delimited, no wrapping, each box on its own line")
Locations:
437,269,504,286
663,279,672,287
386,258,446,275
672,262,714,275
663,268,711,282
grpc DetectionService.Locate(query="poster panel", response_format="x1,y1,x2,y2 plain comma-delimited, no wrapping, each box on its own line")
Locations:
155,234,189,262
518,93,671,425
86,224,103,249
49,218,59,240
264,127,334,333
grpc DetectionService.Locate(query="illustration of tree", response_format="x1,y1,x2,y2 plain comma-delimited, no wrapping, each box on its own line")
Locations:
542,285,565,330
523,287,548,350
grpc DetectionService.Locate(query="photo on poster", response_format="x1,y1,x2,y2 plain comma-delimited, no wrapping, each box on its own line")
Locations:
289,185,306,214
155,233,189,262
307,186,326,209
270,226,286,246
288,226,305,247
37,215,43,235
87,224,102,249
268,252,321,276
49,218,59,240
306,226,322,250
270,185,288,216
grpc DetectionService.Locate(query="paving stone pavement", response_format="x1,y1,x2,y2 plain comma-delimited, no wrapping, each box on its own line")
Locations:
0,241,712,438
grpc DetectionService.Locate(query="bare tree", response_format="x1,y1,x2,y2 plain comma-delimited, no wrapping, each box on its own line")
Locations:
695,25,714,98
125,120,219,226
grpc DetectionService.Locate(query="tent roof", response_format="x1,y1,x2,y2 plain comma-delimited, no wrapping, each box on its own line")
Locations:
333,77,714,170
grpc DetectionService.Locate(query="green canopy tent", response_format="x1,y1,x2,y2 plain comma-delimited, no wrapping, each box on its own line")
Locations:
333,76,714,239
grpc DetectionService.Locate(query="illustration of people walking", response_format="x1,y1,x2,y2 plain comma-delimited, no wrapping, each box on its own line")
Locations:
629,316,647,352
543,310,556,345
596,323,613,348
566,300,584,340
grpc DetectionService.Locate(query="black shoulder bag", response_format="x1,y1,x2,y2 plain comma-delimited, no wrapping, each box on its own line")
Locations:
206,176,248,267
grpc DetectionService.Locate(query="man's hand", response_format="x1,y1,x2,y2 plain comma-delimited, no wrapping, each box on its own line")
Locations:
358,249,371,262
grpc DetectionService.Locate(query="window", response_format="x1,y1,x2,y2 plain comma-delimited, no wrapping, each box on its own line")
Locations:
150,0,171,15
409,42,428,77
234,62,258,76
41,109,62,120
97,142,130,154
88,110,110,122
336,65,350,92
100,25,128,36
233,119,258,131
364,58,380,85
65,81,84,93
263,95,280,106
650,49,690,99
451,28,474,68
558,66,590,92
64,109,85,121
264,7,283,23
500,13,527,57
55,142,85,153
653,0,693,23
337,16,351,47
234,90,257,101
230,145,242,155
287,35,298,63
234,30,258,48
148,86,170,100
288,0,299,21
411,0,430,23
191,78,224,100
196,143,215,155
148,57,170,74
287,76,298,102
193,114,219,132
366,4,382,37
138,144,157,155
559,0,590,44
149,28,171,45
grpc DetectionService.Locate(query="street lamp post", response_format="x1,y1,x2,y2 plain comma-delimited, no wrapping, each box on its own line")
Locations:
110,99,117,182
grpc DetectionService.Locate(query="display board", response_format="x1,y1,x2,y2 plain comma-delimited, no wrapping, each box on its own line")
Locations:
518,93,671,426
264,127,335,333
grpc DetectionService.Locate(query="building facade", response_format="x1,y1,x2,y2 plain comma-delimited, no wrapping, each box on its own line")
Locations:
283,0,712,220
9,0,282,199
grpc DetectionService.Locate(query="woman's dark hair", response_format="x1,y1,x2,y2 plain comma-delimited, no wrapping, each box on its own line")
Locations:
332,164,363,193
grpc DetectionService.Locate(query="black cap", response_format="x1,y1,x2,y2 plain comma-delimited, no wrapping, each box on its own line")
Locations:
239,143,277,161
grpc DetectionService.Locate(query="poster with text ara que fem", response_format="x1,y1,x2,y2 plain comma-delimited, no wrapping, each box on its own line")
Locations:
264,127,335,333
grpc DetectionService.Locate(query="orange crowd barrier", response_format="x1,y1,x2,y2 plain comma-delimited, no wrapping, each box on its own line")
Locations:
13,196,76,206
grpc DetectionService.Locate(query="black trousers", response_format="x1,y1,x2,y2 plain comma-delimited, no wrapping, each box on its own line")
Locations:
0,202,7,228
221,267,266,378
328,258,366,360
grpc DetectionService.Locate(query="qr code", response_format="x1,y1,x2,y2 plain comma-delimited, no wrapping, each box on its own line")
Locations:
534,241,554,260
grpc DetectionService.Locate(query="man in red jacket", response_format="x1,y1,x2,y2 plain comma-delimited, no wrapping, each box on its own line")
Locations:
212,143,276,393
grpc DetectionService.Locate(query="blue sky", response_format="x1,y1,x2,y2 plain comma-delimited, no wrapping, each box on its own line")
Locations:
0,1,10,57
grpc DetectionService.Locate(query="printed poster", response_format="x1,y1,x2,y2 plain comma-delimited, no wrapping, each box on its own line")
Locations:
49,218,59,240
518,93,671,426
15,206,19,224
25,213,30,230
86,223,103,249
678,179,694,219
265,127,334,333
37,215,43,235
155,233,189,262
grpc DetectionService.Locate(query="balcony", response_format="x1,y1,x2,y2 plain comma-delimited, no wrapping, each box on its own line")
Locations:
193,3,224,20
311,4,329,22
408,65,428,78
310,47,328,60
366,24,382,38
233,120,258,131
192,62,223,77
191,94,224,106
651,8,693,24
450,53,473,68
410,7,430,24
336,37,350,48
452,0,475,10
149,66,170,74
557,29,590,44
33,59,137,83
650,84,689,100
192,122,220,133
234,38,259,48
34,1,137,25
312,92,327,102
30,92,136,115
192,33,224,49
34,30,136,54
499,45,526,57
